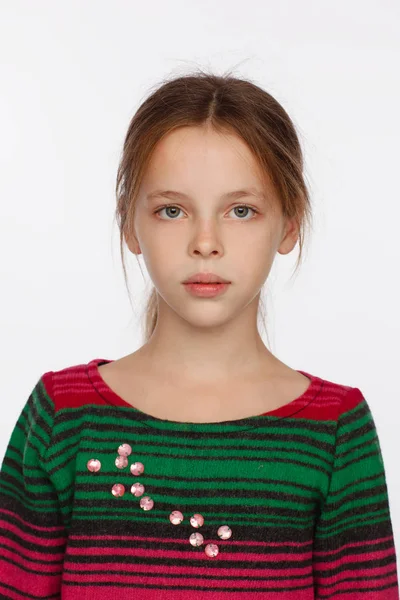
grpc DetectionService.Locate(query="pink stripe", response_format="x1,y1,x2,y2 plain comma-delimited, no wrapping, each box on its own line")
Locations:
0,541,65,565
66,544,312,565
61,570,313,590
315,561,397,583
0,562,62,596
0,508,66,532
314,546,396,570
0,518,67,548
315,573,399,596
65,558,312,579
313,534,395,556
61,586,314,600
0,585,27,600
68,533,312,548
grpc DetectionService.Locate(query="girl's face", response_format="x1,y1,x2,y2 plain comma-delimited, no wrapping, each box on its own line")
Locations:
128,125,298,329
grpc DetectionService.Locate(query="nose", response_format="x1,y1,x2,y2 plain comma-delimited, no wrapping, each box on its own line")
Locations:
188,221,224,257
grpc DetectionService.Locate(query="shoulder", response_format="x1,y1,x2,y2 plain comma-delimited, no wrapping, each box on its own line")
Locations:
301,369,367,424
39,358,107,414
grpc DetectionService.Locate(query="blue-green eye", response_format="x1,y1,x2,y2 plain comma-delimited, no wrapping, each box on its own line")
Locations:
154,204,258,220
155,205,183,219
230,205,257,219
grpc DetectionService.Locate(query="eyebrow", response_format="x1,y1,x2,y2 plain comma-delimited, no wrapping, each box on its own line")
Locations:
146,188,266,202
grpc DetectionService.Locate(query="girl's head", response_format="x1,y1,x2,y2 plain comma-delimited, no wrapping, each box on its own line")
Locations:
115,68,313,344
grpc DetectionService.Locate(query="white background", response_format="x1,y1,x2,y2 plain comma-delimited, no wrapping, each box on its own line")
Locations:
0,0,399,547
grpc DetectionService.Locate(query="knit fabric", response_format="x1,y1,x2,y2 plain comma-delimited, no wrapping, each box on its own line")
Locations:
0,357,398,599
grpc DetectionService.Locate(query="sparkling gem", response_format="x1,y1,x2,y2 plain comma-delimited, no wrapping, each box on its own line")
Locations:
169,510,184,525
87,459,101,472
118,443,132,457
139,496,154,511
205,543,219,557
131,482,145,497
217,525,232,539
111,483,125,497
189,532,204,547
130,461,145,476
190,513,204,528
115,455,128,469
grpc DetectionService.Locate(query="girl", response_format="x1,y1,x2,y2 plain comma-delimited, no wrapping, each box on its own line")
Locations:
0,69,398,599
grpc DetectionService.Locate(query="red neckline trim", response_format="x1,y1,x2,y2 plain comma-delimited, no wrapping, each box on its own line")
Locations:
86,357,324,426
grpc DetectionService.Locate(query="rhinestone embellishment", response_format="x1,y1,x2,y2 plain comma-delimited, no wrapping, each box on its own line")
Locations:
189,532,204,547
217,525,232,539
111,483,125,497
87,458,101,472
115,455,128,469
190,513,204,528
130,461,144,476
118,443,132,457
131,482,145,497
169,510,184,525
205,543,219,557
140,496,154,511
87,442,233,555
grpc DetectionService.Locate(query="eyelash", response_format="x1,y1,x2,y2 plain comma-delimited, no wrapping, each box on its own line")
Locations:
153,203,259,220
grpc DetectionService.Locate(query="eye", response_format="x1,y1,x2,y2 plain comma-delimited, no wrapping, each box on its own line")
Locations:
154,205,184,220
229,205,258,220
154,204,258,220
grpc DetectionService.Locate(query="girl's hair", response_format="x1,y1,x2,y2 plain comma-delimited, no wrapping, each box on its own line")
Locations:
114,67,313,344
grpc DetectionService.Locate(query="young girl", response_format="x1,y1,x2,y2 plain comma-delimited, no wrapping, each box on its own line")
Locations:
0,69,398,600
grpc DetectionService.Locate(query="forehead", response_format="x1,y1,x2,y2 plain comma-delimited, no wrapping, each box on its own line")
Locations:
141,126,272,193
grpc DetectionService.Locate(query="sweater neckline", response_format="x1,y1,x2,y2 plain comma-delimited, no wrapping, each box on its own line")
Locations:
86,357,324,430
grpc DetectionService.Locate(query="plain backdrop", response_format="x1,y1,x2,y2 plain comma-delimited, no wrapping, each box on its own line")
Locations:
0,0,399,547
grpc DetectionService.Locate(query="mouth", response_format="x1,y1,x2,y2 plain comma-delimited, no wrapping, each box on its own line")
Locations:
183,282,230,286
183,272,231,285
183,281,231,297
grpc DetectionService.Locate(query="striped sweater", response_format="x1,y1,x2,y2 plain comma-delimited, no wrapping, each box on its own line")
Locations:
0,357,398,599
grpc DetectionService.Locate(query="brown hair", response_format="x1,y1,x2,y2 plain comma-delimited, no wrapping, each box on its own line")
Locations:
114,67,313,344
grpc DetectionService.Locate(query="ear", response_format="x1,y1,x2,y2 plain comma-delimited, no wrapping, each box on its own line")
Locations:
277,218,299,256
124,229,141,255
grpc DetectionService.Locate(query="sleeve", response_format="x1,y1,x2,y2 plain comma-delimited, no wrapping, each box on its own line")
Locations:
0,374,68,599
312,387,399,599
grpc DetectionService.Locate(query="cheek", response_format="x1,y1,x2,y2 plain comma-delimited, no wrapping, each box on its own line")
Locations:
233,239,276,289
235,251,271,282
140,241,180,285
141,219,183,250
234,230,273,263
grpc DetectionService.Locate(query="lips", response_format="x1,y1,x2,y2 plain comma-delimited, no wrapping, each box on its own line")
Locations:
183,280,230,297
183,272,230,284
